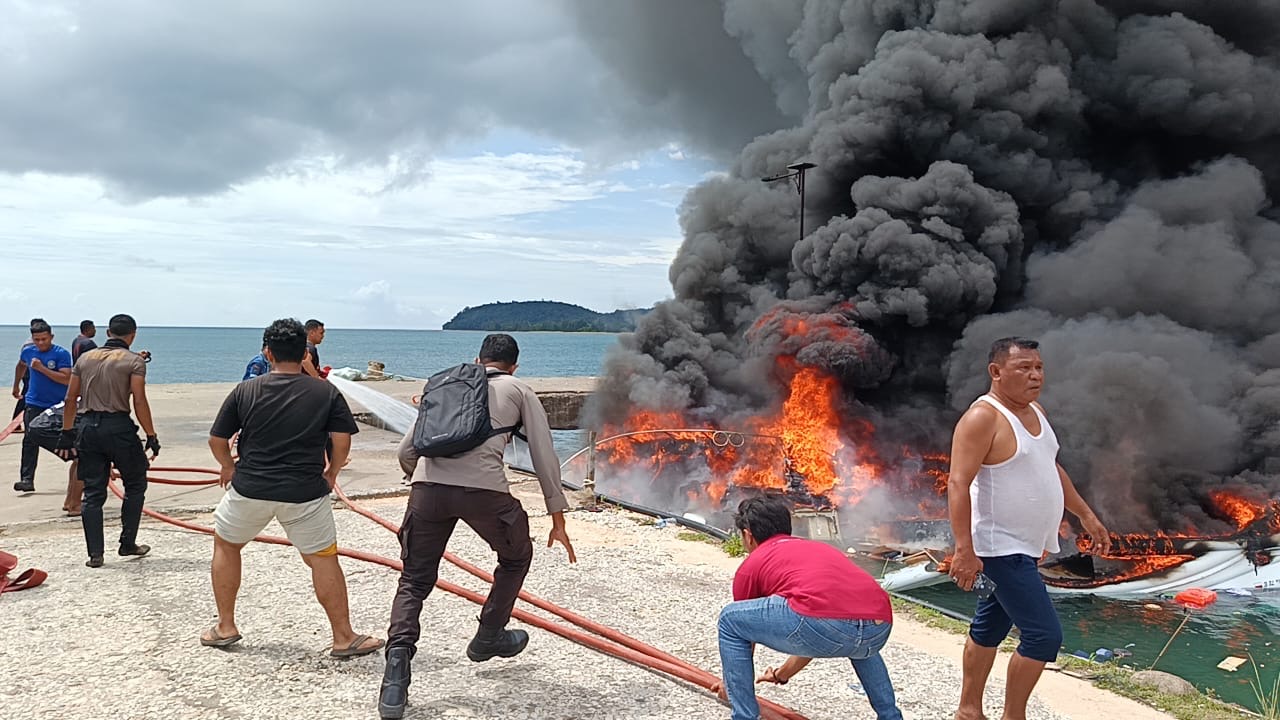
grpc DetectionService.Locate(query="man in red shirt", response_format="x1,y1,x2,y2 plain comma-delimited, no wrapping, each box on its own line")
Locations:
715,495,903,720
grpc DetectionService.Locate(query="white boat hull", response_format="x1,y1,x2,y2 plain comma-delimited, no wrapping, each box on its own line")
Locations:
877,546,1280,597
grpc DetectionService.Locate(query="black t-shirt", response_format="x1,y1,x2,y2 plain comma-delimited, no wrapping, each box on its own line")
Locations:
71,335,98,363
210,373,359,503
307,343,320,368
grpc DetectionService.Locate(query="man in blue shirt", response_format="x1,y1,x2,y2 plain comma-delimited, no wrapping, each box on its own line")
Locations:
12,319,72,493
242,344,270,381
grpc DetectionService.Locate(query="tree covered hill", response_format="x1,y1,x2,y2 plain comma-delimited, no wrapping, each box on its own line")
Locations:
443,301,651,332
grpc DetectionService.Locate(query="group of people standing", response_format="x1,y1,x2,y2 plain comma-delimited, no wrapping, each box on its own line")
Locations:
7,318,1110,720
11,315,158,567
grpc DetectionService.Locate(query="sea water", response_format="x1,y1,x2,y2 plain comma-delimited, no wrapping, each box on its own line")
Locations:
0,325,616,384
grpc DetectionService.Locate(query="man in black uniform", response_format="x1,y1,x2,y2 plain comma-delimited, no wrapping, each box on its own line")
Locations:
60,314,160,568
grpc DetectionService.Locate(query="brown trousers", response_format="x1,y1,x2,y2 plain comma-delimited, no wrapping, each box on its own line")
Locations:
386,482,533,655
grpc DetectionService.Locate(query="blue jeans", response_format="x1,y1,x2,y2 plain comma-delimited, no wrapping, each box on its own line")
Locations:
718,596,903,720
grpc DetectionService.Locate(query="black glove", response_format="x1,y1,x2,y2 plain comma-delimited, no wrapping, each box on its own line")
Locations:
145,434,161,456
54,429,78,458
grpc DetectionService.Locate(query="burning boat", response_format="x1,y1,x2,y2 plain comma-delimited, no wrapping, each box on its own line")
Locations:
879,492,1280,596
565,373,1280,598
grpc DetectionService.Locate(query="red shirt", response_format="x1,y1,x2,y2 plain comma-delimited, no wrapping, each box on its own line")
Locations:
733,535,893,622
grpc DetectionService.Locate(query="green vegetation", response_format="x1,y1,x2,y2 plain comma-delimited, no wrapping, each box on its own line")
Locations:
443,300,651,332
1055,655,1248,720
1251,654,1280,720
722,533,746,557
673,529,745,557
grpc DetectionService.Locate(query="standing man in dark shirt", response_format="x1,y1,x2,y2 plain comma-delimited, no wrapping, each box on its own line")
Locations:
204,318,383,658
301,319,326,378
61,314,159,567
71,320,98,363
378,333,576,720
14,319,73,493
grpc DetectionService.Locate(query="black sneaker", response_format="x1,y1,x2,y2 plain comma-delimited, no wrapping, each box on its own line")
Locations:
465,624,529,662
86,556,104,568
119,544,151,558
13,482,34,493
378,646,412,719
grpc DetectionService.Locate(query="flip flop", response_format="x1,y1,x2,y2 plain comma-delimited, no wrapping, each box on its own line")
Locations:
200,626,242,648
330,634,383,658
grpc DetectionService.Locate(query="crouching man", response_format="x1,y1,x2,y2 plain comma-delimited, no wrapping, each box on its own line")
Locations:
714,496,903,720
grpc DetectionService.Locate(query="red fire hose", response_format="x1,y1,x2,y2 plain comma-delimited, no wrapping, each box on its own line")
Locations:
106,467,809,720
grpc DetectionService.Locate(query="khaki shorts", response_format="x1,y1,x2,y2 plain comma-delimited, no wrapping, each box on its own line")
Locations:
213,487,337,555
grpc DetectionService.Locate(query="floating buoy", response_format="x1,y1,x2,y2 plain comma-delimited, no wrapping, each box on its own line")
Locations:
1173,587,1218,609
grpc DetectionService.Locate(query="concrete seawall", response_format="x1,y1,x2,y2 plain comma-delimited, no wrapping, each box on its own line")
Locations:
347,376,597,430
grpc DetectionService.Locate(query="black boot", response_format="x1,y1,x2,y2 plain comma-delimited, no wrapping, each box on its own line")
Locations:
466,623,529,662
378,646,411,719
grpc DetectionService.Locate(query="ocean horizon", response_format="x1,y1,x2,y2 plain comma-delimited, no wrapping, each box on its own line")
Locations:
2,325,618,384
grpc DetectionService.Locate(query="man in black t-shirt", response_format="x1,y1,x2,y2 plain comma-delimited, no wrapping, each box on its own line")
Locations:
71,320,98,363
301,318,325,378
203,318,383,658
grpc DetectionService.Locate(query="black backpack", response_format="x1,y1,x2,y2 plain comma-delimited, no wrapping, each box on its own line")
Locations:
411,363,524,458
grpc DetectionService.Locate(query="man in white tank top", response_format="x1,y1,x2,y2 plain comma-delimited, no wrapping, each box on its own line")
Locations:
947,337,1111,720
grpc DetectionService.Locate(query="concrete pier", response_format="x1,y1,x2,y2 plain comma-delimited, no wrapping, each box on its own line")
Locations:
352,376,597,430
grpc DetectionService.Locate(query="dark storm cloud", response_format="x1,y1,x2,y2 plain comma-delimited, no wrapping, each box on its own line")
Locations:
584,0,1280,534
0,1,778,198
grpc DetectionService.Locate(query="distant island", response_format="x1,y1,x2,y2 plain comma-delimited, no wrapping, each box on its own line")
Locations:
443,301,651,332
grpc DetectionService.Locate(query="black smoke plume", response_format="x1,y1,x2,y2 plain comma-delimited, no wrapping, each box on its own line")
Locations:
577,0,1280,535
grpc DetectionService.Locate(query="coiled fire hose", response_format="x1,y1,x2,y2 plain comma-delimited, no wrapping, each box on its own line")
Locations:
102,467,809,720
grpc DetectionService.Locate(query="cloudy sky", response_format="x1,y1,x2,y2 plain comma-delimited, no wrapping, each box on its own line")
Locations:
0,1,790,329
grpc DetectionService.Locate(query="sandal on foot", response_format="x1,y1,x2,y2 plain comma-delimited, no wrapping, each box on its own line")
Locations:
330,634,384,658
200,626,242,648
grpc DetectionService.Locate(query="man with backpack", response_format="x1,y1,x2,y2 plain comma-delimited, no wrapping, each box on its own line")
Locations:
378,333,576,720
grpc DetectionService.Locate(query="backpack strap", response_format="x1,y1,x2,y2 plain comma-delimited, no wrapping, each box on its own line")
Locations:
490,421,526,443
484,369,526,442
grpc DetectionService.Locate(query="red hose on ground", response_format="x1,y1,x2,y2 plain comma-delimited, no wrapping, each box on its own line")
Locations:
108,468,808,720
0,415,21,444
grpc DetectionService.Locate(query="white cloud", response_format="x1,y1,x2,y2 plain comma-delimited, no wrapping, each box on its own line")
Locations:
0,147,695,328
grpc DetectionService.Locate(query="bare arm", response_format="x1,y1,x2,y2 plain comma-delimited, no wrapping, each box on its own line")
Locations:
209,435,235,488
13,360,26,398
30,361,72,385
1058,463,1111,556
325,432,352,487
62,376,82,431
763,656,814,684
301,349,320,378
947,408,996,555
946,406,997,590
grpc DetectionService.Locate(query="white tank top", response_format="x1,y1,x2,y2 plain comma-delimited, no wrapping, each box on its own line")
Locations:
969,394,1064,558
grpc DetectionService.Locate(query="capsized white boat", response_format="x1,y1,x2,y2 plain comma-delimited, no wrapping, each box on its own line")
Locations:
878,542,1280,597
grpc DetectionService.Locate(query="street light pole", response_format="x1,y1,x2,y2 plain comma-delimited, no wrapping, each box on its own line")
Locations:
763,161,816,244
